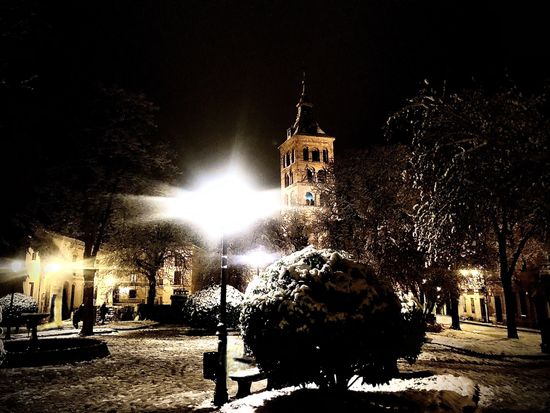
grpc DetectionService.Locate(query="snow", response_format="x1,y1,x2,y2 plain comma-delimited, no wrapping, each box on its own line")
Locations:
1,319,549,412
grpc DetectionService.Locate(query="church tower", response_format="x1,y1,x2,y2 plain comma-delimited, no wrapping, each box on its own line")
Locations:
279,74,335,207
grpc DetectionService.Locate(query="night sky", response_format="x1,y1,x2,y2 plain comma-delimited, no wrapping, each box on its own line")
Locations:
5,0,550,189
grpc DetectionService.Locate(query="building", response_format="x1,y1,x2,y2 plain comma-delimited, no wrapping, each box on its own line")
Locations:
279,74,335,208
12,231,86,326
458,266,545,328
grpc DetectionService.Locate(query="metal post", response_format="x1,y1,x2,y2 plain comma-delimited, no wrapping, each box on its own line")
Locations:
214,233,228,406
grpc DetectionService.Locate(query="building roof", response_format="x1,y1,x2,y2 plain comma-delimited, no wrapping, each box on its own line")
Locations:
290,72,326,137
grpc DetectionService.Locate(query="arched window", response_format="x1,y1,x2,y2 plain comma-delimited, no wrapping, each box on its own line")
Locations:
303,147,309,161
317,169,326,183
289,171,293,185
305,192,315,206
322,149,329,163
284,174,290,187
311,148,320,162
306,168,314,182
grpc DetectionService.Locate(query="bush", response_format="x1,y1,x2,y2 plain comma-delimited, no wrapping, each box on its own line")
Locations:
0,293,38,321
0,305,5,366
183,285,243,330
240,246,425,390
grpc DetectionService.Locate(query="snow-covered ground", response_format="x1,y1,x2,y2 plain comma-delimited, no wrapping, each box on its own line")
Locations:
1,322,549,412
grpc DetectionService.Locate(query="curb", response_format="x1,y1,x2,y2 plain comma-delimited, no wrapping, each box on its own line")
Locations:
430,341,550,360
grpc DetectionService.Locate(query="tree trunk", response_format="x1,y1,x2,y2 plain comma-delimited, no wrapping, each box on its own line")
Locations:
502,274,519,339
81,267,96,336
147,275,156,308
449,297,461,330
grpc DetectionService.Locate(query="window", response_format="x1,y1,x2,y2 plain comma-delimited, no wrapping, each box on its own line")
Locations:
31,251,37,261
305,192,315,206
311,148,320,162
317,170,326,183
285,151,291,166
289,171,293,185
470,297,475,313
158,276,163,286
174,271,182,285
29,282,34,297
306,169,314,182
284,174,290,187
303,147,309,161
291,149,295,163
129,289,137,299
462,297,467,313
175,255,184,268
322,149,329,163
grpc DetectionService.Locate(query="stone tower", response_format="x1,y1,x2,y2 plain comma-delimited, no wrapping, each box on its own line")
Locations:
279,74,335,207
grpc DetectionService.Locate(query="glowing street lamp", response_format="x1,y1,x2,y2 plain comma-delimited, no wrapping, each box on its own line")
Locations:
242,247,277,277
157,167,279,406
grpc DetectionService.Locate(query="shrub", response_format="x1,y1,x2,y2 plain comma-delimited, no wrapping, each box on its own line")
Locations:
0,305,5,366
0,293,38,321
240,246,425,390
183,285,243,330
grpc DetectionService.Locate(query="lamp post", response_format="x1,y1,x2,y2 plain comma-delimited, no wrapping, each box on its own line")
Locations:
214,233,229,405
157,167,280,406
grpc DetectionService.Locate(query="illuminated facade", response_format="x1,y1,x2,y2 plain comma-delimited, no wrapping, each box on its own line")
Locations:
279,74,335,208
22,232,85,326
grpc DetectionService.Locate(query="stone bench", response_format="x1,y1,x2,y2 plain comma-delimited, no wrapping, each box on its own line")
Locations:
229,367,268,399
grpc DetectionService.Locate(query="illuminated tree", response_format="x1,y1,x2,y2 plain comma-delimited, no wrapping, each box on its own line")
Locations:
387,82,550,338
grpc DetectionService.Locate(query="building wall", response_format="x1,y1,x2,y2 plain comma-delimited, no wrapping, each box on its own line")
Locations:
459,270,540,328
279,134,335,207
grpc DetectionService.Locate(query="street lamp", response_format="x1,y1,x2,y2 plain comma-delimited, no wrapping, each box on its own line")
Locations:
156,167,279,405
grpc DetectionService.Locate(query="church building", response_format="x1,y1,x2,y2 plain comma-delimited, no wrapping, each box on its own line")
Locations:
279,75,335,208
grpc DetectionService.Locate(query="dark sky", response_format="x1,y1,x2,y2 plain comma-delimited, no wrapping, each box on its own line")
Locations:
10,0,550,188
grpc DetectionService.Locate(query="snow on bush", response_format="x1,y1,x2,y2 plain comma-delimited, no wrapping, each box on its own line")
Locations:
240,246,425,390
0,293,38,320
0,305,5,366
183,285,243,329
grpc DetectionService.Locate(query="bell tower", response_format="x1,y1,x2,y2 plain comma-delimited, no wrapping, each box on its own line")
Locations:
279,73,335,208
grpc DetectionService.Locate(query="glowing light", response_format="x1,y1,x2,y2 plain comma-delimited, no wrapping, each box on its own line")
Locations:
45,263,62,273
158,167,280,237
470,269,480,277
10,260,24,272
240,248,277,268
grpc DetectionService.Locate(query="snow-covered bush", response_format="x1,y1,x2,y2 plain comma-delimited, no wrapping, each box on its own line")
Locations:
240,246,425,390
0,305,5,367
0,293,38,320
183,285,243,330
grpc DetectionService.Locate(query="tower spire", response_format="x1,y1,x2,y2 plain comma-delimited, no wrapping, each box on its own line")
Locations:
291,72,325,136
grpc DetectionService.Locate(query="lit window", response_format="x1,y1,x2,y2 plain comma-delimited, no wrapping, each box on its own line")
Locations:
305,192,315,206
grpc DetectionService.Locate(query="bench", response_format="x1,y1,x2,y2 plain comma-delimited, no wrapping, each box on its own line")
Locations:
229,367,268,398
